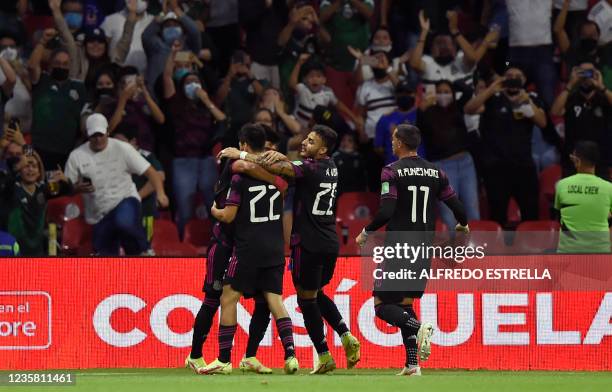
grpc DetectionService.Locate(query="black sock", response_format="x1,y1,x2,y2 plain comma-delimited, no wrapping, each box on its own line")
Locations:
218,324,237,363
317,292,349,337
275,317,296,359
402,330,418,367
190,296,220,359
374,303,421,335
245,297,271,358
297,297,328,354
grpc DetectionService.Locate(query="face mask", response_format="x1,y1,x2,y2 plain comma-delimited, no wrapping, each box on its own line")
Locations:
370,44,392,53
396,95,415,111
0,47,18,61
64,12,83,29
579,38,598,53
434,55,454,66
506,88,521,97
372,68,388,80
51,67,69,81
579,81,595,94
184,82,201,100
436,93,453,108
173,68,190,82
96,88,114,98
163,26,183,45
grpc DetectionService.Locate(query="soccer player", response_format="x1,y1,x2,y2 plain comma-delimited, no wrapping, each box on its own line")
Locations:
200,124,299,375
186,125,289,375
356,124,469,376
219,125,361,374
554,141,612,253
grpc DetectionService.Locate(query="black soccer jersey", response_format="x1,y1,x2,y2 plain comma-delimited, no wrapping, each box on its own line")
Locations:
290,158,339,254
211,159,236,246
381,156,456,232
225,174,284,267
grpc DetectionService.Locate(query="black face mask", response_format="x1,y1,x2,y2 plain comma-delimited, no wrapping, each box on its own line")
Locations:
579,38,598,53
51,67,69,81
96,88,114,98
397,95,415,111
506,88,521,97
579,81,595,94
372,68,388,80
434,55,454,66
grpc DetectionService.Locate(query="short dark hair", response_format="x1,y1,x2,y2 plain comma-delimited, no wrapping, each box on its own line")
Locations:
261,123,281,147
113,122,138,142
50,47,70,61
573,141,600,166
395,124,421,150
312,124,337,152
579,20,600,36
238,123,266,152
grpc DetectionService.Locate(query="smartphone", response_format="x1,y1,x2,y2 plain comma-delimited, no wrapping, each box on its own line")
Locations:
82,176,92,185
362,55,379,67
123,74,137,86
8,117,19,130
580,69,595,79
174,51,192,63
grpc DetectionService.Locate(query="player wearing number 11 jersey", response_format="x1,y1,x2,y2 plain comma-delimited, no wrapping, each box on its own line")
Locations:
221,125,361,374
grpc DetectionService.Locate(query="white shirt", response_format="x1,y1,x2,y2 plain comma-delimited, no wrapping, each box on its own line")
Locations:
553,0,588,10
588,1,612,45
358,49,404,82
294,83,338,126
65,139,151,224
506,0,553,47
421,51,475,85
356,79,396,139
0,70,31,132
100,10,153,74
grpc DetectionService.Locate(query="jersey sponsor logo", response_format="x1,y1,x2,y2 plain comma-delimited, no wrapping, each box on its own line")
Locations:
396,167,439,178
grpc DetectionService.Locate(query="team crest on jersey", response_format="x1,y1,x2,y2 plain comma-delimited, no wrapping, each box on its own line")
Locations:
381,182,390,195
292,161,303,166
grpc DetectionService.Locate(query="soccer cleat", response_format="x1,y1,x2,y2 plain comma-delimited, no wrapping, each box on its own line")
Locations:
284,356,299,374
417,322,434,361
184,356,207,373
309,352,336,375
396,366,422,376
341,333,361,369
198,358,232,375
239,356,273,374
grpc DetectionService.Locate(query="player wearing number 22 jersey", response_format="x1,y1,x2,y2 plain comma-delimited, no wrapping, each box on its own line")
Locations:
356,124,469,377
234,125,361,374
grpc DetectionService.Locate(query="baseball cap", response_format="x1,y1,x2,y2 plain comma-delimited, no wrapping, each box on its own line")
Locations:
395,80,416,94
162,12,179,23
84,28,106,44
86,114,108,137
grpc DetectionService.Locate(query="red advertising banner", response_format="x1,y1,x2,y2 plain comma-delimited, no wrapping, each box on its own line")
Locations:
0,257,610,371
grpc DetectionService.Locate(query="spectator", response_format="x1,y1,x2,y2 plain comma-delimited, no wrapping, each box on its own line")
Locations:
375,81,418,165
319,0,373,108
0,230,20,256
277,4,330,96
113,123,165,250
60,0,85,34
289,54,360,129
0,55,17,133
332,132,367,194
550,63,612,177
410,10,496,89
465,67,547,226
142,2,201,97
101,0,154,73
379,0,426,57
505,0,556,107
350,27,410,84
3,149,71,256
163,53,226,235
555,1,603,71
108,68,165,151
215,50,264,147
65,113,168,256
28,42,86,169
588,0,612,46
81,68,117,123
255,86,301,146
553,0,589,45
0,32,32,133
355,50,398,191
0,1,27,39
417,79,480,228
205,0,240,75
239,0,289,89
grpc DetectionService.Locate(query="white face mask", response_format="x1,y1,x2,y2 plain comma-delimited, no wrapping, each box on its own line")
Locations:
370,44,392,53
436,93,453,108
0,47,18,61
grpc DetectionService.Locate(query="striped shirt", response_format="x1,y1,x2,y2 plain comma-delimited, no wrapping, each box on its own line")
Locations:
356,79,396,138
294,83,338,126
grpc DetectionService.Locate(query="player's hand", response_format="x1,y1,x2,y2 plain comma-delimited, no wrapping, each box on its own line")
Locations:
217,147,241,160
261,150,288,166
157,192,169,208
455,223,470,233
356,229,368,248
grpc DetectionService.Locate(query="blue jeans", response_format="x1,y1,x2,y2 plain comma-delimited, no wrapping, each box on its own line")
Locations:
508,45,557,108
434,152,480,228
93,197,148,256
172,156,218,236
531,126,559,173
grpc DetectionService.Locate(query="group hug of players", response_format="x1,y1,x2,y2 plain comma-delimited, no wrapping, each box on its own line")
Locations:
184,122,470,376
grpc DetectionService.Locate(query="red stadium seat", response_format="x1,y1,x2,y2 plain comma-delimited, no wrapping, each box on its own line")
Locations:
513,220,560,253
61,218,93,256
466,220,508,253
538,164,562,219
183,219,213,255
507,198,521,224
154,242,198,256
468,220,502,232
46,195,84,224
336,192,379,224
152,219,180,245
337,218,372,256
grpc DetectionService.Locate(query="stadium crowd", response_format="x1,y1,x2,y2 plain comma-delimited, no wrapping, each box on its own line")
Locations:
0,0,611,256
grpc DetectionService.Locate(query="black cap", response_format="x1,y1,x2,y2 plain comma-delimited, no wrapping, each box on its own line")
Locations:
395,80,416,94
84,28,106,44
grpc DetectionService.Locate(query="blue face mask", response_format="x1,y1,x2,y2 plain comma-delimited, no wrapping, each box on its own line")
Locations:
64,12,83,29
173,68,190,82
162,26,183,45
184,82,201,100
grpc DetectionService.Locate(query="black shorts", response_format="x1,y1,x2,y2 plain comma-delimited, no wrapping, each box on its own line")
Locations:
290,246,337,291
372,255,430,303
373,290,426,303
224,254,285,297
202,241,232,295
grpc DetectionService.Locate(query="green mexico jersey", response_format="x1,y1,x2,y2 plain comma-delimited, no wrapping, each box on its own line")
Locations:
554,173,612,253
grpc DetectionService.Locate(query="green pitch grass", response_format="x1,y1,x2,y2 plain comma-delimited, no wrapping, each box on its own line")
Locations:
7,368,612,392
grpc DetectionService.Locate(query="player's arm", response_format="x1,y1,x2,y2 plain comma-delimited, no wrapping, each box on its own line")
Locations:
438,170,469,230
218,148,298,178
231,160,288,193
211,203,238,224
357,167,397,246
211,174,242,223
